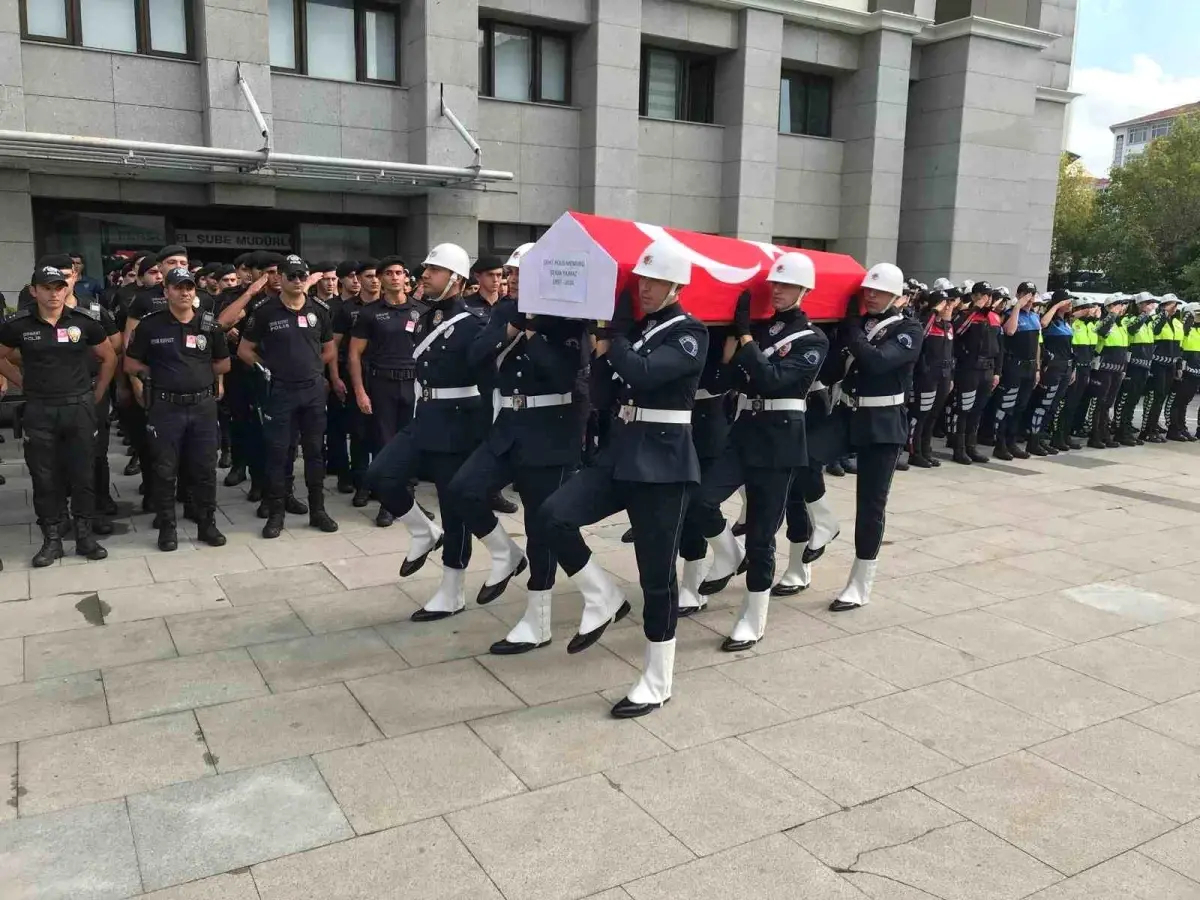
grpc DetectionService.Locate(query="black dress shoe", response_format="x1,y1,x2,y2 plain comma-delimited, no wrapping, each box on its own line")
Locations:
721,636,757,652
825,462,845,477
567,600,631,654
376,508,394,528
490,636,550,655
490,492,518,514
802,536,836,564
399,536,443,577
611,695,668,719
621,527,634,543
828,598,863,612
770,582,806,597
731,521,748,537
907,454,934,468
698,556,749,596
417,502,436,522
677,603,706,616
411,607,463,622
158,528,179,552
476,558,527,605
224,466,247,487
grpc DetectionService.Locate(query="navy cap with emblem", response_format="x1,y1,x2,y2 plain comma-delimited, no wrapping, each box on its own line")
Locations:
166,267,196,287
31,265,69,286
971,281,993,295
281,260,310,280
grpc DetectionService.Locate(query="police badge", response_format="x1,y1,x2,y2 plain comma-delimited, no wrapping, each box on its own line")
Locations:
898,333,913,349
307,312,318,328
66,325,82,343
678,335,698,357
410,309,420,321
769,322,784,335
434,310,443,325
196,334,208,352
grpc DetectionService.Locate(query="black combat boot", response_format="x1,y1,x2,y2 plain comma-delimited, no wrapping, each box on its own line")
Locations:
32,523,65,568
262,500,286,539
224,465,247,487
158,522,179,552
74,518,108,560
197,514,227,547
309,493,339,533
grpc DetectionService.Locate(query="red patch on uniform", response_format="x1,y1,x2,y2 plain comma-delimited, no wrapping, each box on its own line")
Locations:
778,343,790,357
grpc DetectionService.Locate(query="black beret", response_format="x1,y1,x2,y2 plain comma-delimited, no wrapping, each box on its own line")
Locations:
309,261,337,274
355,258,380,274
336,261,360,279
157,245,188,263
377,255,407,272
36,253,74,271
471,255,506,274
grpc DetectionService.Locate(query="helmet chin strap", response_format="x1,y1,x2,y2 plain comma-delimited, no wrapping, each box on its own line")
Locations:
434,274,459,303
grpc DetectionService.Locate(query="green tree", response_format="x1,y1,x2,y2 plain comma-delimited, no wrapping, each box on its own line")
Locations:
1051,153,1097,276
1093,114,1200,295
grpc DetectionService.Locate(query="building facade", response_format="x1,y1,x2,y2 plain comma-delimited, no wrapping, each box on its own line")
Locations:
1110,101,1199,170
0,0,1077,301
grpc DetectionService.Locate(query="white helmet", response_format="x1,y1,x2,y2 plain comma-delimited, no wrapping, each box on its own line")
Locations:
1133,290,1156,305
933,277,954,292
1161,292,1180,306
960,279,974,295
766,252,816,290
1104,293,1127,308
505,242,535,269
422,243,471,280
633,239,691,286
861,262,905,297
1185,302,1200,314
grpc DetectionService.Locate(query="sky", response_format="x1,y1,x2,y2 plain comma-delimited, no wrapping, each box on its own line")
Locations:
1068,0,1200,176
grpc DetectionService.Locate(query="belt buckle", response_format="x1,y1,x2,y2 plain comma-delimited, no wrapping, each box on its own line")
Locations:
421,385,432,401
619,404,635,424
750,398,765,413
511,394,527,411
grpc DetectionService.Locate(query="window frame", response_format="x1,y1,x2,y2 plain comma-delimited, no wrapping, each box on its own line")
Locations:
779,69,833,139
1127,126,1148,144
478,19,572,106
20,0,196,60
270,0,402,85
1150,122,1171,139
638,45,715,125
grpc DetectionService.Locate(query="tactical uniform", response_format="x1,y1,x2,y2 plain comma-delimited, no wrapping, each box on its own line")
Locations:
952,289,1003,464
908,294,954,467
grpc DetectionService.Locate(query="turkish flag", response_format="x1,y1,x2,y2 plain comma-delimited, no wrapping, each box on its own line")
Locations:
518,211,865,323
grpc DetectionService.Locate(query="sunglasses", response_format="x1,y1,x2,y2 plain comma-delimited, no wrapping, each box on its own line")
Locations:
285,272,309,281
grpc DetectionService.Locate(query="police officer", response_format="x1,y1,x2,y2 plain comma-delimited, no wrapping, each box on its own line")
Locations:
238,258,339,538
1112,292,1157,445
907,288,956,467
951,282,1003,465
992,282,1041,461
444,256,588,653
364,243,488,620
328,260,361,494
1087,294,1131,448
681,253,827,652
538,240,708,719
1167,302,1200,441
1026,289,1075,456
1056,296,1100,447
810,263,923,612
349,255,421,528
1141,293,1183,442
348,259,381,508
0,264,118,566
125,268,229,551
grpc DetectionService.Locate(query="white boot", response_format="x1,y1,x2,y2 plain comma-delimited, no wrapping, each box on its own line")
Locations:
412,566,466,621
490,590,552,654
803,495,841,562
829,558,877,611
567,559,628,653
698,524,745,595
399,504,444,577
723,590,770,651
476,523,527,604
678,556,711,615
771,542,811,596
612,639,676,718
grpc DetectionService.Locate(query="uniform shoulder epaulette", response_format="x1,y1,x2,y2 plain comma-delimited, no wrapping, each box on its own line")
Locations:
312,297,330,312
4,307,30,321
467,305,487,318
73,304,101,321
140,307,167,320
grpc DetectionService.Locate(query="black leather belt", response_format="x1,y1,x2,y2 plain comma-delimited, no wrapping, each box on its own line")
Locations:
370,367,416,381
276,378,318,389
154,387,214,405
29,392,92,406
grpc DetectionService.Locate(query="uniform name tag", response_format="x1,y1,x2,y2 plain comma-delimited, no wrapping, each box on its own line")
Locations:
297,316,308,328
405,320,416,332
56,328,69,343
185,334,198,349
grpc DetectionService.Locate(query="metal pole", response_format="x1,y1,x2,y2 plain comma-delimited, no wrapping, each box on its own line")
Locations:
236,63,272,154
440,84,482,171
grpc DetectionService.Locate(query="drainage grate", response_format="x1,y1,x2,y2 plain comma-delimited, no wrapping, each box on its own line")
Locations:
1091,484,1200,514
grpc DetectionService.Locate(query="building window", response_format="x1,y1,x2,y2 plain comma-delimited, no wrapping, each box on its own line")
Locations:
1151,122,1171,139
779,71,833,138
639,46,715,124
1113,134,1124,168
269,0,400,84
20,0,194,58
773,237,829,252
1127,126,1148,144
478,21,570,105
479,222,548,259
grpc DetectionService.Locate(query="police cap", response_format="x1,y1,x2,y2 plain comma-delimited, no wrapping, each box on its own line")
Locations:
471,255,505,274
166,267,196,287
377,255,407,273
31,264,70,286
1051,289,1072,303
1017,281,1038,297
36,253,74,272
280,260,309,280
971,281,993,295
336,261,359,279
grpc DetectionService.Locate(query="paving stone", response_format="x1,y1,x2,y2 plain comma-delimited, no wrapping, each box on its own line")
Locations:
0,671,109,743
607,738,837,856
921,751,1174,875
689,601,848,655
0,569,30,602
252,817,502,900
196,683,381,772
1130,691,1200,749
137,871,260,899
1032,718,1200,823
147,545,264,583
315,723,525,833
166,601,310,655
602,666,794,750
100,578,231,623
743,708,959,807
0,742,14,823
1140,819,1200,883
217,563,344,606
348,658,524,737
601,614,757,671
987,593,1140,643
29,557,154,597
1006,549,1133,587
790,591,930,633
789,788,963,870
447,774,692,900
905,609,1069,663
248,627,406,692
820,626,985,689
1121,569,1200,605
1046,635,1200,702
287,584,417,634
104,648,269,722
864,571,1003,616
0,635,21,685
128,757,353,892
478,642,640,705
324,552,410,590
24,619,177,680
470,693,671,789
1025,850,1200,900
0,593,113,641
18,711,213,817
251,534,364,569
1122,618,1200,662
958,657,1152,731
0,799,142,900
624,833,862,900
858,681,1064,765
1063,581,1198,623
720,645,895,717
376,607,508,667
941,560,1072,599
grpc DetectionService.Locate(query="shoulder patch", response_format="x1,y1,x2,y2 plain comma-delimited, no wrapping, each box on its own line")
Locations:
4,308,30,321
679,334,699,357
897,333,914,349
803,349,821,366
312,297,330,311
74,305,100,321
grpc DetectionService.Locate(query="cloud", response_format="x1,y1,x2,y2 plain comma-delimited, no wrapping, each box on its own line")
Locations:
1068,54,1200,176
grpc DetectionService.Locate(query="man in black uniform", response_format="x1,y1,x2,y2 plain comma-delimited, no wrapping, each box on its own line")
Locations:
951,282,1003,465
0,264,118,566
125,268,229,551
364,243,487,620
991,283,1041,461
347,259,381,507
349,255,421,527
238,258,339,538
327,260,361,493
682,252,828,652
538,239,708,719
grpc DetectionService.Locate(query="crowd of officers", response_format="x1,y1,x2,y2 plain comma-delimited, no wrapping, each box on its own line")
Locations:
1,238,1192,718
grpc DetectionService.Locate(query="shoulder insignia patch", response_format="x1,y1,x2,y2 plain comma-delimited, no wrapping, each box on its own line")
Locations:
74,305,100,321
803,349,821,366
679,334,699,357
897,333,914,349
769,322,784,335
313,297,330,311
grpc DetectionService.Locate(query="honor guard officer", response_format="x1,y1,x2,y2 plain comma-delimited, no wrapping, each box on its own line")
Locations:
992,283,1041,461
328,260,362,493
444,253,588,654
1113,292,1157,444
364,243,489,621
0,264,118,567
538,239,708,719
952,282,1004,465
348,255,421,528
821,263,923,612
125,268,229,551
238,258,340,538
681,252,827,652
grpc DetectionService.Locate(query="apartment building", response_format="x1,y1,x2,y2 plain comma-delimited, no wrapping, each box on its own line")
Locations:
0,0,1077,300
1110,100,1199,170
